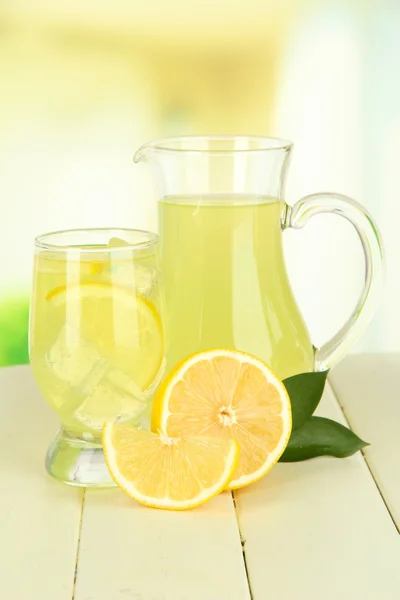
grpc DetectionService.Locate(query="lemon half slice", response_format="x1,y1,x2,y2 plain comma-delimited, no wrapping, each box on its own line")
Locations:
103,423,239,510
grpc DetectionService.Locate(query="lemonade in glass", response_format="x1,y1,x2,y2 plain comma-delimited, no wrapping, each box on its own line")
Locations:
30,228,164,486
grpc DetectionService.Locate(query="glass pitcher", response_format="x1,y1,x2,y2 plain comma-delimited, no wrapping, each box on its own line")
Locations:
134,136,383,381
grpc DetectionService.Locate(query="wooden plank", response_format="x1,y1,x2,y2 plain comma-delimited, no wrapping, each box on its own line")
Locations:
235,383,400,600
75,489,251,600
330,353,400,529
0,366,83,600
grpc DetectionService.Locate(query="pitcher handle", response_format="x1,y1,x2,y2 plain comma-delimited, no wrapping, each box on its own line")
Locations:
284,193,384,371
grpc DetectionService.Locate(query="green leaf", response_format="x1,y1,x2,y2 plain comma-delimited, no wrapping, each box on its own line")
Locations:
280,416,369,462
283,370,329,430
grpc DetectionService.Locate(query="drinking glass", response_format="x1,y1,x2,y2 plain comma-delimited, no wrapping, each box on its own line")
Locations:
30,228,164,487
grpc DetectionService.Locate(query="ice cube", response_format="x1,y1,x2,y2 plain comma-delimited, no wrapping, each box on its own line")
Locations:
108,255,156,297
79,357,110,396
133,264,156,297
47,325,103,388
108,237,130,247
74,366,149,430
106,367,146,401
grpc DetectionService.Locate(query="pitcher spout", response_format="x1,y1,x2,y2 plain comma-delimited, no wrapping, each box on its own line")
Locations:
133,141,153,163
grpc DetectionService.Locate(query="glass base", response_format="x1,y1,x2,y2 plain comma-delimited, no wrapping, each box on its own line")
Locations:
45,428,116,488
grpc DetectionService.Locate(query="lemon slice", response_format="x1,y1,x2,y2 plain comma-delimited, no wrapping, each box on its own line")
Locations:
46,283,164,430
152,349,291,490
103,423,239,510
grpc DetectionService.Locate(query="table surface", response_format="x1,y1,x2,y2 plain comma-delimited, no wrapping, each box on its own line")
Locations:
1,355,399,600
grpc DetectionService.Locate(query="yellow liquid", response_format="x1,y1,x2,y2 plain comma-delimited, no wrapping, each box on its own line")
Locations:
30,247,163,438
159,195,314,380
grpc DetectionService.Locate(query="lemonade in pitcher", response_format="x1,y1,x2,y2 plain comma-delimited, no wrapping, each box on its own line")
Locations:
159,195,314,380
30,229,164,485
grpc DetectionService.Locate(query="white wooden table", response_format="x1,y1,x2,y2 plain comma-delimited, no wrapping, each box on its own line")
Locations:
1,355,399,600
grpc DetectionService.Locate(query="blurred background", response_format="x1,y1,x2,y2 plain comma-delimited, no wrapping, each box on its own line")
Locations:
0,0,399,366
